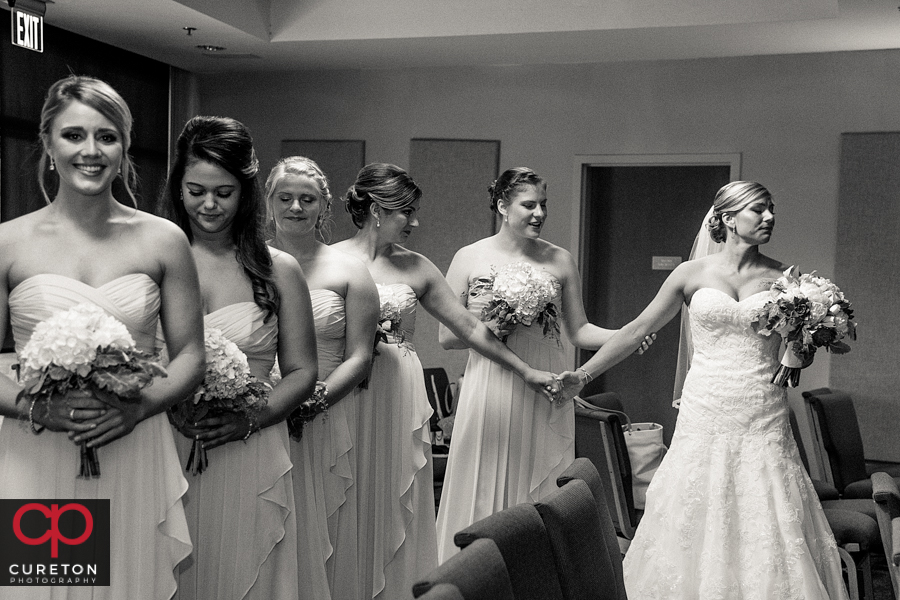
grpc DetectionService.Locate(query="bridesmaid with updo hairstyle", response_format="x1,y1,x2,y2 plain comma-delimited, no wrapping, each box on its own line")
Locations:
434,166,652,562
333,163,559,599
0,75,206,599
265,156,379,600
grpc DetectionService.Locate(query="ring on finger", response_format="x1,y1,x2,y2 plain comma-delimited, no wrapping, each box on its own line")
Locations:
69,408,76,420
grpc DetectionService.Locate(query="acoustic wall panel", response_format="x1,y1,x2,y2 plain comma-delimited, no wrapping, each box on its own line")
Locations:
833,132,900,462
407,139,501,379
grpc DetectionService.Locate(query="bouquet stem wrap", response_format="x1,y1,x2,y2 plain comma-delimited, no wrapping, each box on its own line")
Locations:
772,345,805,388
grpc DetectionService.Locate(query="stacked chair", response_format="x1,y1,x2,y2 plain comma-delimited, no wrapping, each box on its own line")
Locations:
412,457,625,599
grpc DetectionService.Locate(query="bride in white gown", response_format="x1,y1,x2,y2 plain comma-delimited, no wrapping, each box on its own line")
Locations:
560,181,848,599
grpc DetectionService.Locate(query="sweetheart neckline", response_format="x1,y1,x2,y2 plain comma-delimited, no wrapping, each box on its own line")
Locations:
695,287,772,304
204,301,263,317
10,272,157,295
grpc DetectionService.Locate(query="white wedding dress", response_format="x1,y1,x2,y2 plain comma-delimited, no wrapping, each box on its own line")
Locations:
623,288,848,599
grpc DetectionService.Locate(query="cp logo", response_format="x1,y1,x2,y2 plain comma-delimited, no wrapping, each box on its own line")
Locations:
13,503,93,558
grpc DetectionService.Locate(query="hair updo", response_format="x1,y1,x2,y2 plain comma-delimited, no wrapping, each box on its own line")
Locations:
344,163,421,229
265,156,333,239
706,180,772,243
38,75,138,206
488,167,545,213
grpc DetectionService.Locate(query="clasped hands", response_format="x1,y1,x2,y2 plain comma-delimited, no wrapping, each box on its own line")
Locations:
529,333,656,404
31,389,144,449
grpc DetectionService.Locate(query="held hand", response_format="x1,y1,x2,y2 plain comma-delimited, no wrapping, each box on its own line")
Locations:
522,369,560,403
634,332,657,355
35,389,108,433
183,412,255,451
556,371,585,403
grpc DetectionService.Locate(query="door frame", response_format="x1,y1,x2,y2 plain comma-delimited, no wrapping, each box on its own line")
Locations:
568,153,742,367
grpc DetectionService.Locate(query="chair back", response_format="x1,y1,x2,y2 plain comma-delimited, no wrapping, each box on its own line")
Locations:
412,538,514,600
535,479,623,600
556,458,626,599
574,398,637,538
454,503,565,600
807,390,868,492
872,472,900,598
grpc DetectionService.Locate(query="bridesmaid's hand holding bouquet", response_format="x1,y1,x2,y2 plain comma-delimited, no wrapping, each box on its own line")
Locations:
169,327,269,475
16,303,167,478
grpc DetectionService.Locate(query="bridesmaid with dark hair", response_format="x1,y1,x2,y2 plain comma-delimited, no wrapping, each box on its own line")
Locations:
0,75,205,599
333,163,559,599
160,116,318,600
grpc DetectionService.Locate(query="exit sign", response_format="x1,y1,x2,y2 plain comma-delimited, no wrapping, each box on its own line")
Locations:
11,7,43,53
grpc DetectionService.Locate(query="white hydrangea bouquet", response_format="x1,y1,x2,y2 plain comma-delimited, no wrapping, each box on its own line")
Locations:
472,262,560,344
16,303,167,478
168,327,269,475
751,267,856,387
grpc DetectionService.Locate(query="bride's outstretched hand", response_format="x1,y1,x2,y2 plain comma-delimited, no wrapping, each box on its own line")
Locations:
556,371,585,403
522,368,560,402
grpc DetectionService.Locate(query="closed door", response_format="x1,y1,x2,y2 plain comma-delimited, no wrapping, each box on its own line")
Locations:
578,164,732,445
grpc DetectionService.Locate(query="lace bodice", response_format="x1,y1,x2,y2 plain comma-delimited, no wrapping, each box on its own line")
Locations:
376,283,418,348
205,302,278,384
311,288,346,379
679,288,787,437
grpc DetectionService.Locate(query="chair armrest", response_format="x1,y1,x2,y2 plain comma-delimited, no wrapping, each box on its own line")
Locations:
811,478,840,501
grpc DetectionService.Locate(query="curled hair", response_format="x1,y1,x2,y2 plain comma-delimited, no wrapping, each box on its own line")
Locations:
707,181,772,243
488,167,545,213
344,163,421,229
264,156,333,241
38,75,138,205
159,116,279,322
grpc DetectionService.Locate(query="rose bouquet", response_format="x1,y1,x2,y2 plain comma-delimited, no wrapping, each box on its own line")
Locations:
286,381,329,441
474,262,560,344
16,303,167,478
751,267,856,387
169,327,269,475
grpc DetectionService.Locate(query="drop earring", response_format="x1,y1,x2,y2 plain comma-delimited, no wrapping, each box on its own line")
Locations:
375,217,381,228
49,157,55,171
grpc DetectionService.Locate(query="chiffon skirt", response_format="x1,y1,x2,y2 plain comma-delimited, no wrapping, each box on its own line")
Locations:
291,391,359,600
435,326,572,563
171,422,298,600
355,343,437,599
0,413,192,600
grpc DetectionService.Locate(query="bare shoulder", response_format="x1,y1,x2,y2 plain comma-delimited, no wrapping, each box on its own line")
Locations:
0,209,44,243
324,245,370,278
268,246,304,278
129,211,188,245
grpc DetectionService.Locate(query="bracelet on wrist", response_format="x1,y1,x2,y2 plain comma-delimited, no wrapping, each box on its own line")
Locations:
242,413,259,442
29,397,45,435
578,367,594,386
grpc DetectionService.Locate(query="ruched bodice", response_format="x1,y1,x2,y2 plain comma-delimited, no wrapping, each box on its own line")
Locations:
205,302,278,384
9,273,161,352
679,288,788,437
377,283,418,349
311,289,346,378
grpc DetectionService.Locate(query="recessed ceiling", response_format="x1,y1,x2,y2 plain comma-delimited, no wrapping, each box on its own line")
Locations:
6,0,900,73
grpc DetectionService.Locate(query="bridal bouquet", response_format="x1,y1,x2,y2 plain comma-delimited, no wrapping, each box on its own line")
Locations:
751,267,856,387
169,327,269,475
16,303,167,478
474,262,560,343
